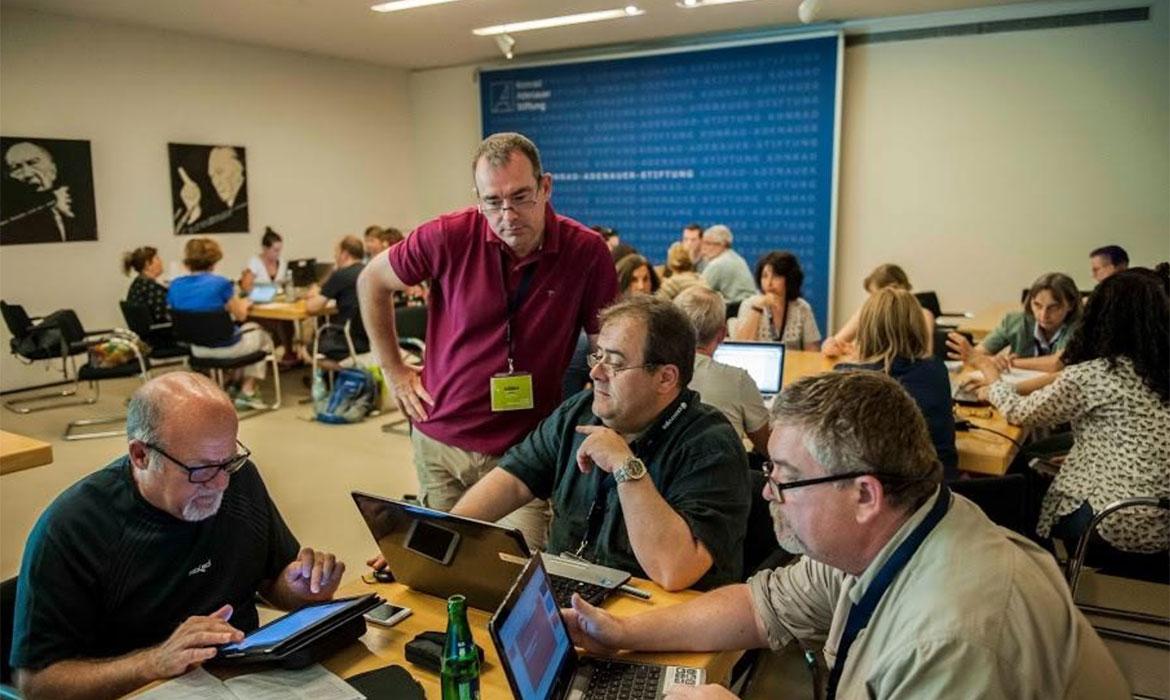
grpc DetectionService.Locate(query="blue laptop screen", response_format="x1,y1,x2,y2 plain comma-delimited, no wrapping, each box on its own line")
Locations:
712,342,785,395
497,565,572,699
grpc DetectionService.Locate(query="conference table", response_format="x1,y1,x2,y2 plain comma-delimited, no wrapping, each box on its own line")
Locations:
0,430,54,475
248,299,336,323
783,351,1026,476
320,577,742,698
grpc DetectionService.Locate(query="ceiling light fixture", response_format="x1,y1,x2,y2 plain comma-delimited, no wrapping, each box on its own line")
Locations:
797,0,822,23
370,0,462,13
495,34,516,60
472,6,644,36
676,0,761,7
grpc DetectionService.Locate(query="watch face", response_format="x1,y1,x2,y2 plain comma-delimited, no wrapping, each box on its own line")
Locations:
623,457,646,479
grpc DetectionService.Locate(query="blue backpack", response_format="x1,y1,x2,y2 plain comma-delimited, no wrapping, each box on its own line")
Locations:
313,367,380,424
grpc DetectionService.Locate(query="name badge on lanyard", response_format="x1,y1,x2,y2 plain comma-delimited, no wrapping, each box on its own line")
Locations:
491,252,537,413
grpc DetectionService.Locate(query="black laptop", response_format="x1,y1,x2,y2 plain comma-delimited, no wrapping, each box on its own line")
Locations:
489,556,704,700
352,491,630,612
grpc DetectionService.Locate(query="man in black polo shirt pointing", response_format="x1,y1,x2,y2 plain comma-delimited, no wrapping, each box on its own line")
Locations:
10,372,345,700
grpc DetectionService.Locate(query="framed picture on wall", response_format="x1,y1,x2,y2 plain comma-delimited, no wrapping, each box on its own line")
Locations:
1,136,98,246
169,143,249,235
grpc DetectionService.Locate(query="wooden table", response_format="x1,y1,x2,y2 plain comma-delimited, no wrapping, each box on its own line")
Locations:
0,430,53,475
956,301,1020,341
322,577,741,698
248,300,336,322
782,351,1025,476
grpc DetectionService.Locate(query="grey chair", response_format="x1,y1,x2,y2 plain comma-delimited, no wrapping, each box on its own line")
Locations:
381,305,427,434
2,302,98,413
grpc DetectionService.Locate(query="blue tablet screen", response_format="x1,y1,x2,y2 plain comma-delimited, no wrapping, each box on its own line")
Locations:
221,598,355,653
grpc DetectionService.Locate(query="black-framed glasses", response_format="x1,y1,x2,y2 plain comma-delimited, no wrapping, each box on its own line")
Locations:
479,189,541,213
586,350,656,375
143,440,251,483
761,461,877,504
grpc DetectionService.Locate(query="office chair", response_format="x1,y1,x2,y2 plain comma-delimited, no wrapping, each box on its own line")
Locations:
169,309,281,416
1,302,96,413
64,333,153,440
119,301,188,367
382,305,427,434
949,474,1029,536
914,291,971,329
1064,497,1170,652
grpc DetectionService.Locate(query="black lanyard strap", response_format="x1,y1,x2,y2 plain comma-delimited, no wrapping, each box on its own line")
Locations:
572,391,693,559
500,252,538,371
825,485,951,700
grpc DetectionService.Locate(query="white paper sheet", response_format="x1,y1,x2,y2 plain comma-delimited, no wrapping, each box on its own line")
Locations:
134,667,236,700
223,664,364,700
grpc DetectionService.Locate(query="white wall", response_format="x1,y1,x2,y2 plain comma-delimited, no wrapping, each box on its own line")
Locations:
0,10,419,390
408,4,1170,328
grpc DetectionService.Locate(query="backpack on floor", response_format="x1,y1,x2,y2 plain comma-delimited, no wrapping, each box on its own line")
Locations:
313,367,380,424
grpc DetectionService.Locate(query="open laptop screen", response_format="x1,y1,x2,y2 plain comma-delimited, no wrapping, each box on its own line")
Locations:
495,560,573,699
712,341,786,395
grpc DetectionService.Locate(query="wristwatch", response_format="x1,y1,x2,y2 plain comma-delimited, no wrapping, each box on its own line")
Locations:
613,456,647,484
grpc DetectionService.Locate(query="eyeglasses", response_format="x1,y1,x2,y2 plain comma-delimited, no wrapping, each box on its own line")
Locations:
143,440,251,483
479,189,541,213
760,461,878,504
586,350,656,375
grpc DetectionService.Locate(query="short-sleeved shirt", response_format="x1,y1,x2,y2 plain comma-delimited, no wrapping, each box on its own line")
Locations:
748,489,1127,698
835,358,958,479
738,295,822,347
167,272,238,346
982,310,1072,357
700,250,757,303
388,204,619,456
498,389,751,589
9,457,300,671
127,275,169,326
246,255,288,285
320,262,368,350
688,354,769,442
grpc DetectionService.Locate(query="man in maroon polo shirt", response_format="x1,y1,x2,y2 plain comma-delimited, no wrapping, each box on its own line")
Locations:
358,132,618,549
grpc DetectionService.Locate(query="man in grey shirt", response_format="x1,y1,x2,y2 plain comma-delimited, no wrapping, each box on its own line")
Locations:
561,371,1127,699
674,286,769,455
699,225,756,303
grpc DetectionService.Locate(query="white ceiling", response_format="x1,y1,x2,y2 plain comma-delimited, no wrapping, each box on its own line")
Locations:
1,0,1085,70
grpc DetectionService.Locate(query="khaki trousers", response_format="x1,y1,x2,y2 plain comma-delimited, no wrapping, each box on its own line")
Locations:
410,429,550,551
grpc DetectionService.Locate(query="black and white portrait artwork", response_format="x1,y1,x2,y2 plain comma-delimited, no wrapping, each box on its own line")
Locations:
1,136,98,246
169,143,249,234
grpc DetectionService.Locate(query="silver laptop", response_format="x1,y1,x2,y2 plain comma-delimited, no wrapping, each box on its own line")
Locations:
713,341,786,398
248,283,279,303
351,491,630,612
489,555,703,700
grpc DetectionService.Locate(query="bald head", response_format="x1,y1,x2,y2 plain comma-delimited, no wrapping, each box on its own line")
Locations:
127,372,235,447
5,141,58,192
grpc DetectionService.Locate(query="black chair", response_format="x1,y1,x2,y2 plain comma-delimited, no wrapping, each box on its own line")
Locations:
725,300,742,324
933,328,973,361
949,474,1029,536
2,302,93,413
119,301,188,367
382,305,427,434
914,291,970,328
1,576,16,688
64,334,153,440
1065,496,1170,650
170,309,281,415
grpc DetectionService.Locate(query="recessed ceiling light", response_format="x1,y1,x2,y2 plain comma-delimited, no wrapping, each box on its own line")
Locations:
676,0,761,7
371,0,462,13
472,6,645,36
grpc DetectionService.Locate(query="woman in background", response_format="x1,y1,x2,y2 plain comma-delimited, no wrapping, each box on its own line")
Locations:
168,237,275,409
733,251,821,350
948,272,1081,373
835,287,958,479
975,269,1169,558
244,227,289,288
122,246,168,326
823,263,934,357
656,242,706,301
615,253,660,296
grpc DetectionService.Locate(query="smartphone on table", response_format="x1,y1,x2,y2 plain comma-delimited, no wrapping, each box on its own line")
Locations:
364,602,412,627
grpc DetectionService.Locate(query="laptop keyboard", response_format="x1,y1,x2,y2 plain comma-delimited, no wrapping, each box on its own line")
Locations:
584,659,663,700
549,574,611,608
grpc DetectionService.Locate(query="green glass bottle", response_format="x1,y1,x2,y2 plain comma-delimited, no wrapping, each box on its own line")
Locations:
441,594,480,700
